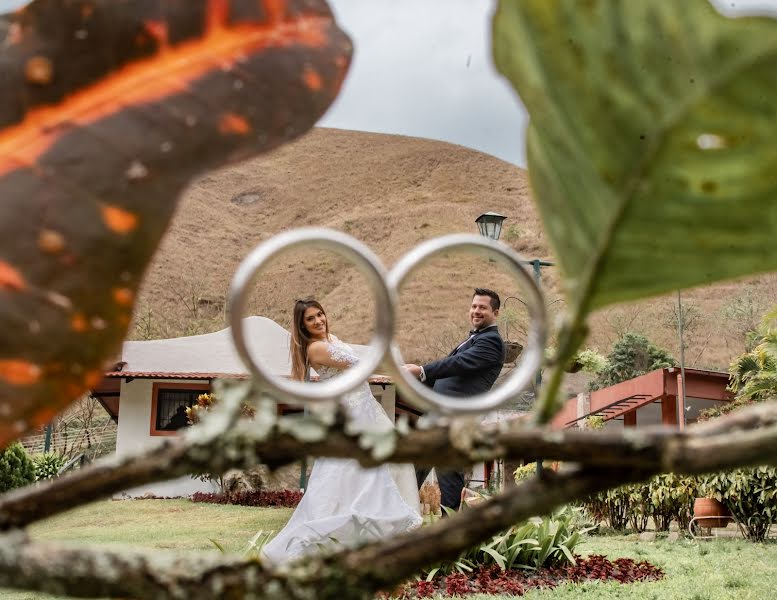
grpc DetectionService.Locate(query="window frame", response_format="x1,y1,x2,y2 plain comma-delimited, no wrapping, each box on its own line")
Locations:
150,381,210,436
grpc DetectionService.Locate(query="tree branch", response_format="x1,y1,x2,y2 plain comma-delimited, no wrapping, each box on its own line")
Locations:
2,400,777,531
0,466,648,599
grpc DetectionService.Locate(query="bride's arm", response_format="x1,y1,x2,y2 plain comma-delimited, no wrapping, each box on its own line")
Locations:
307,340,358,370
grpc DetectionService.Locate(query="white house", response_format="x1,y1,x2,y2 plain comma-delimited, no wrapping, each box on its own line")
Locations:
92,317,399,497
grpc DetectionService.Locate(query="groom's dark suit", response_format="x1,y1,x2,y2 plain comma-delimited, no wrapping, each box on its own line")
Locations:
416,324,505,510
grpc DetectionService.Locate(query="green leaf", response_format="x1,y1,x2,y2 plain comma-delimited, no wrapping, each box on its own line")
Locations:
558,543,576,565
493,0,777,421
494,0,777,309
482,547,507,570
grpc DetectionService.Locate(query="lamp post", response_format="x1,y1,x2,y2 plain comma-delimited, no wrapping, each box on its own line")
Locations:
475,213,553,477
475,212,507,241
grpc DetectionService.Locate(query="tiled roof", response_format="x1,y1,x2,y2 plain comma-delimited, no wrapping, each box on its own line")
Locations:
104,371,393,384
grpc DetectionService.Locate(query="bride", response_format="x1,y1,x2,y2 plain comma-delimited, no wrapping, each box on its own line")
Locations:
261,298,422,564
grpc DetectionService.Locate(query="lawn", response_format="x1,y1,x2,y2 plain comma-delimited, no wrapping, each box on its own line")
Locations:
1,500,776,599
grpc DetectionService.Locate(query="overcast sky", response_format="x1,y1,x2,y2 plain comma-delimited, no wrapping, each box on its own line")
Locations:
1,0,774,166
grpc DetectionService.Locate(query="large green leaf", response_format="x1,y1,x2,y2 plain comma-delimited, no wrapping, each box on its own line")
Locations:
493,0,777,311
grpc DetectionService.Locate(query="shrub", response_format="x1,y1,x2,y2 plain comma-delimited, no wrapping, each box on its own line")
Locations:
187,392,258,492
584,475,698,533
588,332,674,391
423,506,592,579
584,486,630,531
583,415,605,430
574,349,608,374
648,473,698,532
191,489,303,508
0,442,36,493
513,461,561,483
32,452,66,481
700,467,777,542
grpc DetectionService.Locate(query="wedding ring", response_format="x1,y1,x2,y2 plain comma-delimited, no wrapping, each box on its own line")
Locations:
227,228,394,403
385,234,547,415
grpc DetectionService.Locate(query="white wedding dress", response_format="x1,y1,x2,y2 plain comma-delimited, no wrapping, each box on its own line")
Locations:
261,337,422,565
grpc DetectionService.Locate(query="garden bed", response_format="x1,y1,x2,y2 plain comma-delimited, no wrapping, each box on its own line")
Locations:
398,555,663,598
191,489,303,507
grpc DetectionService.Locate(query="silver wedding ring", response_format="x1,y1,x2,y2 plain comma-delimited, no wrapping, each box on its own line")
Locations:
386,234,546,414
228,229,546,414
228,228,394,403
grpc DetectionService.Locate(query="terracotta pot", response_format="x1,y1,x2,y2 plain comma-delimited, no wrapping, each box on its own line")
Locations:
504,341,523,363
693,497,731,528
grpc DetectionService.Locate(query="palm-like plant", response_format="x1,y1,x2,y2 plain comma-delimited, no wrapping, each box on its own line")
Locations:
729,310,777,402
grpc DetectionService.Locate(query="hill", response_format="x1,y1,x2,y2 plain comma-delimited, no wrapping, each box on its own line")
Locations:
133,128,776,371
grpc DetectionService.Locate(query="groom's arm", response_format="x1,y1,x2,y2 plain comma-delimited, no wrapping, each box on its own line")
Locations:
422,334,504,384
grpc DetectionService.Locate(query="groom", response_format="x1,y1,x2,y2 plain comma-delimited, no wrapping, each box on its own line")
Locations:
404,287,505,511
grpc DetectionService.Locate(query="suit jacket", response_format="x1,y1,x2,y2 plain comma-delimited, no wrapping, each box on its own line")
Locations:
422,325,505,397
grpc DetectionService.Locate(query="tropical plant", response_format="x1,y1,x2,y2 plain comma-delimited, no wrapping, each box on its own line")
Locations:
585,475,699,533
0,442,36,493
423,506,592,579
584,486,630,531
31,453,66,482
588,333,674,391
647,474,698,533
727,308,777,402
700,467,777,542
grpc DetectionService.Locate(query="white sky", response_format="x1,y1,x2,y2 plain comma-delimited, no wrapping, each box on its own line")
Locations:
1,0,774,166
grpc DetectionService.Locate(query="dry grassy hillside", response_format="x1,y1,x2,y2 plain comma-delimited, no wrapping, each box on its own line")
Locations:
133,128,776,370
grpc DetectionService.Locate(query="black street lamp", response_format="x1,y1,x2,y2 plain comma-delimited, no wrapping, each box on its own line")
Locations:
475,212,553,479
475,212,507,242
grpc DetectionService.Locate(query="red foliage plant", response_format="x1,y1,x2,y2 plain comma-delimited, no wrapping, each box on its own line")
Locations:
399,555,663,598
191,489,303,508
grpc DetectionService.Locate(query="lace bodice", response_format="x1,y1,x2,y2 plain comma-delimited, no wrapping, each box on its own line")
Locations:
314,336,359,381
313,337,391,428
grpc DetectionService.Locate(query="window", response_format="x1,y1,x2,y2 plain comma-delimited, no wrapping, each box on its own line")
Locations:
150,382,210,436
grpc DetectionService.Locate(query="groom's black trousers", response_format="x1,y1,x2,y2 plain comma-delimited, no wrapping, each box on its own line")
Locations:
415,467,465,513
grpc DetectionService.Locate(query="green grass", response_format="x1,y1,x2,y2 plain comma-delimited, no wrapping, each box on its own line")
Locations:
22,498,293,552
469,536,777,600
2,501,776,599
1,499,293,600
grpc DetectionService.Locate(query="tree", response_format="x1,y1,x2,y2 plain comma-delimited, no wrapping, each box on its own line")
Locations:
3,1,777,598
588,333,675,391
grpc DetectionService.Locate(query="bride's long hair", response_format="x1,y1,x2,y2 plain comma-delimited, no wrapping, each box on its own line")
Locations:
290,298,330,381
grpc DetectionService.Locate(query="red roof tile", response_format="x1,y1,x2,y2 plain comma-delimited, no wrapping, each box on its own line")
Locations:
104,371,393,384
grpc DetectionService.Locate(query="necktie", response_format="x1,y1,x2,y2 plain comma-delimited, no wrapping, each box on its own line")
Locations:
456,332,477,351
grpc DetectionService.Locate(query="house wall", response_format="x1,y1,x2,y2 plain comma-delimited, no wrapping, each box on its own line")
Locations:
115,378,218,498
114,379,399,497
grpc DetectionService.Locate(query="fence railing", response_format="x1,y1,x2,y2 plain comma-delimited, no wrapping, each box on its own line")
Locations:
20,423,117,457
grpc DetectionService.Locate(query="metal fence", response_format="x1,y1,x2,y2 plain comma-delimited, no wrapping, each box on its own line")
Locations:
20,422,117,458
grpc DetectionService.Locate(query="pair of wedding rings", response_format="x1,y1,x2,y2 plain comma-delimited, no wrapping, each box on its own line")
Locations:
228,228,547,415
